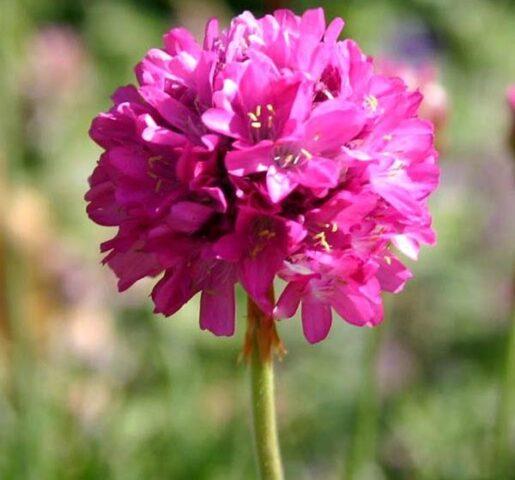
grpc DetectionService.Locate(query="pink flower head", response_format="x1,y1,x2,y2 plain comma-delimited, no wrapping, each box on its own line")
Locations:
86,9,439,344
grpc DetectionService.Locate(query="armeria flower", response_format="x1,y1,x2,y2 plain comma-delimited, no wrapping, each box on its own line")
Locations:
86,8,439,344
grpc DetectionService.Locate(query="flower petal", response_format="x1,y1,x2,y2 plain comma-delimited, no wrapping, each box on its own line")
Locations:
301,300,332,343
200,281,235,336
274,281,305,318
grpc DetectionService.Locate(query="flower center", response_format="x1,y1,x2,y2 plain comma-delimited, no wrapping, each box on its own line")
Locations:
248,103,276,142
249,218,277,258
315,65,342,102
272,143,313,169
363,94,379,113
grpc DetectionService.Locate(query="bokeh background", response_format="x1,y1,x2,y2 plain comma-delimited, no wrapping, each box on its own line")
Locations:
1,0,514,479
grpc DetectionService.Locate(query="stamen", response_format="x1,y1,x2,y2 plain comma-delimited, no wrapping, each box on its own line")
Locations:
283,154,295,166
266,104,275,113
364,94,379,112
251,121,262,129
300,148,313,160
314,231,331,251
256,105,262,117
248,112,258,121
258,229,276,239
323,89,335,100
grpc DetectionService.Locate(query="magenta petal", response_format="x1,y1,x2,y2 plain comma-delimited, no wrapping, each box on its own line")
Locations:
300,8,326,39
301,300,332,343
152,265,197,316
163,27,200,56
332,289,375,326
106,247,162,292
294,157,340,189
167,201,214,233
200,282,235,336
203,17,219,50
324,17,345,43
305,103,365,152
391,234,420,260
240,256,276,315
140,115,186,146
213,233,242,262
202,108,245,139
266,166,298,202
226,142,273,176
376,256,413,293
371,176,422,218
139,86,193,133
275,281,305,318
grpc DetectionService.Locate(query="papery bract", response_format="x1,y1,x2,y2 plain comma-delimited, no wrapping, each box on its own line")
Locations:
86,8,439,343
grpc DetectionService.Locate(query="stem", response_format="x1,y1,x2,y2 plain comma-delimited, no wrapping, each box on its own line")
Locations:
345,327,382,480
247,294,284,480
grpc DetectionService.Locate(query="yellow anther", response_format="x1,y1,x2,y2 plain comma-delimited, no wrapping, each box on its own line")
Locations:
256,105,262,117
314,231,331,251
300,148,313,160
330,222,338,233
266,103,275,113
248,112,258,121
364,94,379,112
283,154,294,166
258,229,275,239
251,121,262,129
384,256,392,265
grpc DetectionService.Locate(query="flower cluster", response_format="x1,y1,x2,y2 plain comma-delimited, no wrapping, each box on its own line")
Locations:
86,8,439,343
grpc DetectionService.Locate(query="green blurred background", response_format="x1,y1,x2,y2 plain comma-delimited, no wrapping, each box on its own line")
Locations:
0,0,514,479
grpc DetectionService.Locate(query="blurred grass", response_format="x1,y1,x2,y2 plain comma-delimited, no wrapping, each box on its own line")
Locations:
0,0,514,479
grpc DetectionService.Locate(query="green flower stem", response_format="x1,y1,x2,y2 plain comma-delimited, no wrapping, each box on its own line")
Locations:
247,295,284,480
345,327,382,480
